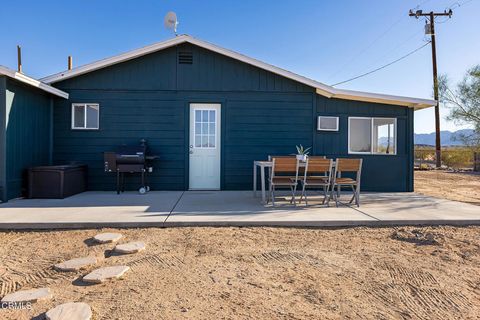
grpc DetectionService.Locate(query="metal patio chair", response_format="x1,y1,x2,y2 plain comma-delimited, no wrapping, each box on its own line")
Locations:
268,157,300,206
298,157,333,205
331,158,363,207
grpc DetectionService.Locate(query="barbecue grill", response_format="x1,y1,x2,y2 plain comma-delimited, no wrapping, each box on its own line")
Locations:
104,139,158,194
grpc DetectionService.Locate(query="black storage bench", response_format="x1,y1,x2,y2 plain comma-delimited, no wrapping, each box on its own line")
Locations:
28,164,87,199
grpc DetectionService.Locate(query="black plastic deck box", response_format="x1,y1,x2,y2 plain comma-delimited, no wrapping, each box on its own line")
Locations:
28,164,87,199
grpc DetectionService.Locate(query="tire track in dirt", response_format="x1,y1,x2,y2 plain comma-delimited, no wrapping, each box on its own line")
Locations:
367,262,473,319
126,254,185,270
0,267,72,296
253,251,316,265
383,262,438,286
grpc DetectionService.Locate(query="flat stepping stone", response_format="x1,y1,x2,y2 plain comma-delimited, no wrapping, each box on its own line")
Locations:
46,302,92,320
54,256,97,272
82,265,130,284
1,287,52,303
114,241,146,254
93,232,122,243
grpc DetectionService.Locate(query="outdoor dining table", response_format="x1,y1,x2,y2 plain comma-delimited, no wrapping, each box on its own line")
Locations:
253,159,337,204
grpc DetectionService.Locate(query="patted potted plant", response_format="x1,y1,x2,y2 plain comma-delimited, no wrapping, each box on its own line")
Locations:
295,145,311,161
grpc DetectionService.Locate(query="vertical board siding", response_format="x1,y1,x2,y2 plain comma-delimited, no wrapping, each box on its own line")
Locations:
53,91,314,191
224,96,313,189
315,96,412,191
0,76,6,201
5,79,52,200
51,42,413,192
53,92,186,191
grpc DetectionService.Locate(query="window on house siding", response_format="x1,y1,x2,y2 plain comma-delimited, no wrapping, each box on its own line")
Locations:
348,117,396,155
71,104,99,130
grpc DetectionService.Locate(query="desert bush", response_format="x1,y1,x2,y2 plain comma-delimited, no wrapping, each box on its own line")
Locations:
415,147,476,169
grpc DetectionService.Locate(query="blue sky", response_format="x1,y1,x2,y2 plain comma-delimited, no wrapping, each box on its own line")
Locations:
1,0,478,133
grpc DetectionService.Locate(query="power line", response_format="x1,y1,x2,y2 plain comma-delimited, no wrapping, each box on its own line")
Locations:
355,29,426,77
331,41,431,87
437,0,475,23
326,0,431,81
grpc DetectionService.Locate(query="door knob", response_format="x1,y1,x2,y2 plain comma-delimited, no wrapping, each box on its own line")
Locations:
189,145,193,148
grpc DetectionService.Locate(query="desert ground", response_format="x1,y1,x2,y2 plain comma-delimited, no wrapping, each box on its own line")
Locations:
0,170,479,319
1,226,479,320
415,170,480,206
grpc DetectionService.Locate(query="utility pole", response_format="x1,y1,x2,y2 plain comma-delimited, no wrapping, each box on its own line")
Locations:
409,8,452,168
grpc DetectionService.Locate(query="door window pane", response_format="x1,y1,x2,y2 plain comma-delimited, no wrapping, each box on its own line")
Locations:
201,135,208,148
195,135,201,147
349,118,371,153
373,118,396,154
209,123,215,135
193,108,217,148
208,135,215,148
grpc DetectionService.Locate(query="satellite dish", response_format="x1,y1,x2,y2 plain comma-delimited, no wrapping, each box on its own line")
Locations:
164,11,179,35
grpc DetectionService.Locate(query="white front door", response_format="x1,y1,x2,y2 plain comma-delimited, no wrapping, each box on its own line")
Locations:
189,103,221,190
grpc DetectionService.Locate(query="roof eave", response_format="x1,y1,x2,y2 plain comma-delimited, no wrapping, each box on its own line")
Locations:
0,66,69,99
39,35,436,108
327,88,437,110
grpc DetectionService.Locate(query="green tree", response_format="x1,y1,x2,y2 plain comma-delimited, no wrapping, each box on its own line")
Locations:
439,65,480,146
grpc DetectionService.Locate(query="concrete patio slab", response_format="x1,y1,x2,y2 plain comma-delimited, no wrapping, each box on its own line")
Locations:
357,193,480,225
0,191,182,229
0,191,478,229
166,191,377,227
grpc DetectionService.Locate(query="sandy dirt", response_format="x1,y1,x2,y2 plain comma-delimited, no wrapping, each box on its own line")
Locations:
0,226,479,320
415,170,480,206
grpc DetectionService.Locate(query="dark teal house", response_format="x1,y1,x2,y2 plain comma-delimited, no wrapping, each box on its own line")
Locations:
0,66,68,202
1,35,435,201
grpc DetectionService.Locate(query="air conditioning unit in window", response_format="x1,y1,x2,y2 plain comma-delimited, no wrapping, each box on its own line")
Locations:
317,116,339,131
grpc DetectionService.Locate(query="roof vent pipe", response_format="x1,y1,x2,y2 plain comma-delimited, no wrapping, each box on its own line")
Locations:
68,56,73,70
17,45,22,73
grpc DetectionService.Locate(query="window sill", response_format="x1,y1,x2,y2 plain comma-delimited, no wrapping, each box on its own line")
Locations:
348,152,398,156
71,128,100,131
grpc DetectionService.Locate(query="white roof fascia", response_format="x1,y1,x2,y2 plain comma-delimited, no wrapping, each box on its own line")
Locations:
0,65,69,99
330,88,437,110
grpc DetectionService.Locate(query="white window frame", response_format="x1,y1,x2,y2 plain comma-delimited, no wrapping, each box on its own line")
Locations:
71,103,99,130
348,117,397,155
317,116,339,131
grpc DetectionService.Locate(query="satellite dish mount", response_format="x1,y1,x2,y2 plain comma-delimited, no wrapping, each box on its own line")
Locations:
164,12,179,36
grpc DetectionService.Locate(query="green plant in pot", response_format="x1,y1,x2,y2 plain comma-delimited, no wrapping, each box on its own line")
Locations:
295,145,311,161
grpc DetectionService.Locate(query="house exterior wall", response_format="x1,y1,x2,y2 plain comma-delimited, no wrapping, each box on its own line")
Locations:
0,76,6,202
315,96,414,192
52,43,413,192
3,79,52,200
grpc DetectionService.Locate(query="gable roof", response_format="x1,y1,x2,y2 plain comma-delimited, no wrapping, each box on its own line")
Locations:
40,35,435,109
0,65,69,99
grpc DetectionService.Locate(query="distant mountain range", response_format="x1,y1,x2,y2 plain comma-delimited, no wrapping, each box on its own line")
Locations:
414,129,475,146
